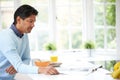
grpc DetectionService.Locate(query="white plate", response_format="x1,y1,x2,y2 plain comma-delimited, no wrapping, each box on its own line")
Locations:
49,62,62,67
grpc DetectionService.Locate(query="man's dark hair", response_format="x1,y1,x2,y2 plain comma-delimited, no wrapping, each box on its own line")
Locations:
13,4,38,24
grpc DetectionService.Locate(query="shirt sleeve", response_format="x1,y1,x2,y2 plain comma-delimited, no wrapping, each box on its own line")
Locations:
5,49,39,74
0,31,39,74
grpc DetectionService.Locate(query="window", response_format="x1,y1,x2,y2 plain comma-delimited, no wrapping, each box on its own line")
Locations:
94,0,116,49
56,0,83,50
0,0,117,54
0,0,14,29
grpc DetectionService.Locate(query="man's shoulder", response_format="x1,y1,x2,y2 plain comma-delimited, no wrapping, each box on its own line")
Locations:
0,29,14,38
0,28,12,33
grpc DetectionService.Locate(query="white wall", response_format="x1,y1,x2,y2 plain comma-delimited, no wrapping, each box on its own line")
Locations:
116,0,120,59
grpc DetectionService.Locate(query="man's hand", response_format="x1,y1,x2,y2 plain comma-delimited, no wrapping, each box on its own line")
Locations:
6,65,17,75
38,66,59,75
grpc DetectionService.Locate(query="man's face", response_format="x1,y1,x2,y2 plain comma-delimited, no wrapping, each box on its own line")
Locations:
19,15,36,33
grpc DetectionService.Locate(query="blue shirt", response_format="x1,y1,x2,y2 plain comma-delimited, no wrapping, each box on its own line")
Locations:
0,24,38,80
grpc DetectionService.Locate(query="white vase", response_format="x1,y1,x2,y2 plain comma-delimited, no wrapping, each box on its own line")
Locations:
87,49,94,57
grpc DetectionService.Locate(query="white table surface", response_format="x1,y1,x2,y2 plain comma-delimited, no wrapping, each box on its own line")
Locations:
28,68,113,80
28,61,114,80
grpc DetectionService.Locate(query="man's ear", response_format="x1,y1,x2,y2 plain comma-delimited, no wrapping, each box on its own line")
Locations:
16,16,21,24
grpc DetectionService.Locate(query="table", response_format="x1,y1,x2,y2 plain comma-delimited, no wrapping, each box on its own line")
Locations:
14,73,32,80
28,68,113,80
27,61,114,80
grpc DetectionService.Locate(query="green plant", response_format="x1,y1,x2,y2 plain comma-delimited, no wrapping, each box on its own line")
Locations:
84,41,95,49
83,41,96,57
44,42,57,51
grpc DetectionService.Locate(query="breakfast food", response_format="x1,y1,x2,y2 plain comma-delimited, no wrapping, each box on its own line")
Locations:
35,61,50,67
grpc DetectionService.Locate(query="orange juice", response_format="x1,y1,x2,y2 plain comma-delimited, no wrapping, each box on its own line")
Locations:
50,56,58,62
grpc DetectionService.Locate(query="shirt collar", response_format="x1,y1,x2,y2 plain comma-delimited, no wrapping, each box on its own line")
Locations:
10,24,24,38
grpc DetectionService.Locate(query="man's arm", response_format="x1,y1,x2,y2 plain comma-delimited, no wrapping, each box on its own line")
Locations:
6,65,59,75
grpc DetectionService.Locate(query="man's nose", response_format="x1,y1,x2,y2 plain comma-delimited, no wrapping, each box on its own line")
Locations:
31,23,35,27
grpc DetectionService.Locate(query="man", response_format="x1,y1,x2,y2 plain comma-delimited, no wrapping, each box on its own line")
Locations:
0,4,59,79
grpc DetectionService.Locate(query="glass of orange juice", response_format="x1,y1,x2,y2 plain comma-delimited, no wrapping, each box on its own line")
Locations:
50,56,58,62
